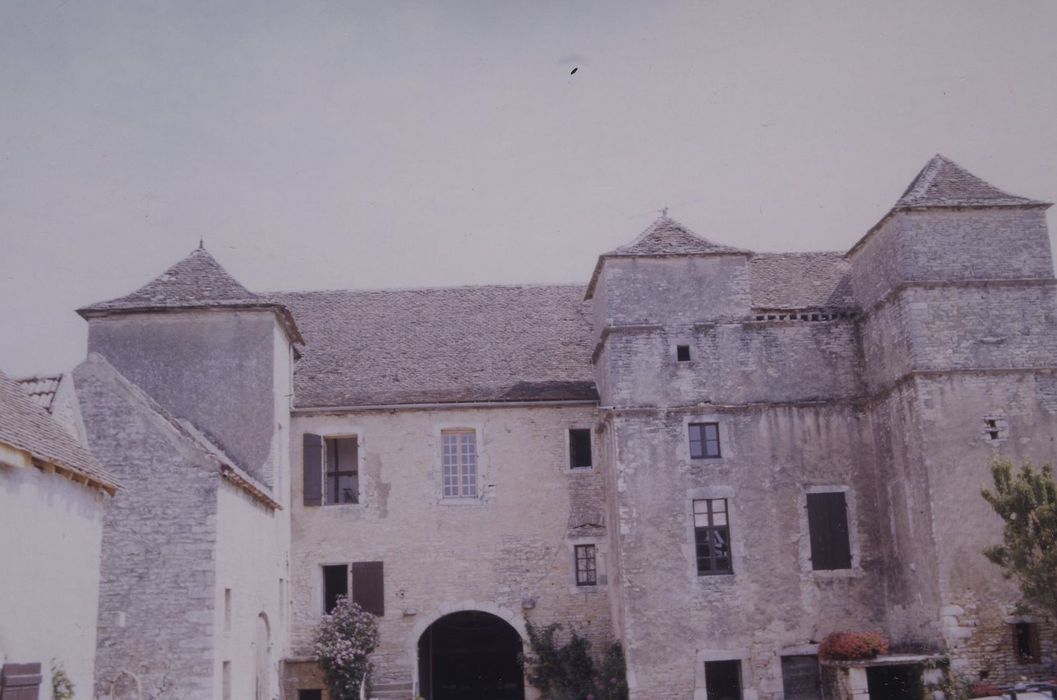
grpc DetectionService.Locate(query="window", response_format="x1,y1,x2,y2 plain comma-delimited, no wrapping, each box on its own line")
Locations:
1014,622,1040,663
224,588,232,632
806,491,852,570
704,660,742,700
689,423,721,459
781,655,821,700
352,561,385,616
677,344,691,362
325,437,359,505
693,499,732,575
222,661,231,700
442,429,477,498
298,692,323,700
322,564,348,614
569,429,592,469
574,544,597,586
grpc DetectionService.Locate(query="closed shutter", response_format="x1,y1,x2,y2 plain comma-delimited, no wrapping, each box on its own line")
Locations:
781,655,821,700
806,492,852,570
352,561,384,616
303,434,323,507
1,663,42,700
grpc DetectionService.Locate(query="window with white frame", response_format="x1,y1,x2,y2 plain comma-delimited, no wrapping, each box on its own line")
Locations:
442,429,477,497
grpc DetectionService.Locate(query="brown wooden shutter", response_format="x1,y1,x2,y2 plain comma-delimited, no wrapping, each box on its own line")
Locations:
303,433,324,507
807,492,852,570
352,561,384,616
1,663,42,700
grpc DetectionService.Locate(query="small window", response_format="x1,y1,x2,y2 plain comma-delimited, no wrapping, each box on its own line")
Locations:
689,423,721,459
224,588,232,632
442,429,477,498
323,564,348,614
222,661,231,700
1014,622,1040,663
781,655,821,700
324,437,359,505
693,499,732,575
569,429,592,469
984,417,1004,442
677,344,691,362
705,659,742,700
806,491,852,570
298,691,323,700
575,544,597,586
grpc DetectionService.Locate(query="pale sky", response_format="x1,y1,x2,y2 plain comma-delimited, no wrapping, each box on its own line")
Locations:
2,1,1056,377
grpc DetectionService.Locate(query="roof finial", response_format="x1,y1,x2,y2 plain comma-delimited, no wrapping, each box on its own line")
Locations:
659,206,669,218
198,237,204,250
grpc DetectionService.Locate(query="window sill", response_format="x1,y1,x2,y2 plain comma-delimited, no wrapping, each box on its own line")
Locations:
807,567,864,579
438,496,482,506
695,573,736,586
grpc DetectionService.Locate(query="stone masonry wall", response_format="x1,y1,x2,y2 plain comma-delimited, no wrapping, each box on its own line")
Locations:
287,404,611,697
75,356,220,700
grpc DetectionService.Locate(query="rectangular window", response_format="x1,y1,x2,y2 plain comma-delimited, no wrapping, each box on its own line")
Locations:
781,655,822,700
574,544,597,586
224,588,231,633
322,564,348,614
1014,622,1041,663
693,499,732,575
222,661,231,700
442,429,477,498
352,561,385,616
806,491,852,570
569,429,592,469
689,423,721,459
298,692,323,700
324,437,359,505
677,344,691,362
705,660,742,700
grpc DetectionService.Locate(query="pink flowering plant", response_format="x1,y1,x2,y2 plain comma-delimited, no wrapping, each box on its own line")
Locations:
817,631,889,661
314,596,380,700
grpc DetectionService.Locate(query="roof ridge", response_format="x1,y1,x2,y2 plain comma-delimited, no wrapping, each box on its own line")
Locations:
269,282,588,297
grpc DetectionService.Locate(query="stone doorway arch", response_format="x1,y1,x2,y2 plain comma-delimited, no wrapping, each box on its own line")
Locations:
254,612,272,700
417,610,525,700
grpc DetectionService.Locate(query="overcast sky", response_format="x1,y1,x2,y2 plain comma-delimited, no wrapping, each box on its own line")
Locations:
2,1,1056,377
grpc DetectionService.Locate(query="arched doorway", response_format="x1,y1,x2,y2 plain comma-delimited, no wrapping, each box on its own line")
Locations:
417,610,525,700
254,612,271,700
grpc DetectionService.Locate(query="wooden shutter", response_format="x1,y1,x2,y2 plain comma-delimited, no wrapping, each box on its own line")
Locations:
807,492,852,570
781,655,821,700
352,561,384,616
303,433,324,507
1,663,42,700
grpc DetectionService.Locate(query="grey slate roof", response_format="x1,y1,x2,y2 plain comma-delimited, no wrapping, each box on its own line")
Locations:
749,253,855,310
0,369,117,492
585,216,752,299
16,374,62,412
895,154,1048,209
77,246,304,343
272,285,597,408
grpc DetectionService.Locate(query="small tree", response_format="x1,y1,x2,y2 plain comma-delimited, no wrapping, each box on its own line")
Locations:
314,596,380,700
981,459,1057,618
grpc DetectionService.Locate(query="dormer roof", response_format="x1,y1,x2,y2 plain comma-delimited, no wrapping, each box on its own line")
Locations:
895,154,1049,210
78,246,303,344
585,215,751,299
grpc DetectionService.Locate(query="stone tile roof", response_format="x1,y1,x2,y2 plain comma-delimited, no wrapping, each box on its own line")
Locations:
895,155,1049,209
77,246,304,343
585,216,752,299
15,374,62,412
749,252,855,309
273,285,597,408
0,369,117,493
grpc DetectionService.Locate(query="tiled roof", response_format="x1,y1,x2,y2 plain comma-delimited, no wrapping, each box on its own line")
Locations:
749,252,855,310
586,216,751,299
77,246,304,343
16,374,62,412
895,154,1048,209
0,369,117,493
272,285,597,408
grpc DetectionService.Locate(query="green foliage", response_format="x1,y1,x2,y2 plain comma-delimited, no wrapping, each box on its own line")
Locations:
520,621,628,700
981,459,1057,618
314,596,380,700
51,660,74,700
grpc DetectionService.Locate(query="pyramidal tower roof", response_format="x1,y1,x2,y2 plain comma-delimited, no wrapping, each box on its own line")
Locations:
585,215,751,299
894,154,1048,209
78,246,303,342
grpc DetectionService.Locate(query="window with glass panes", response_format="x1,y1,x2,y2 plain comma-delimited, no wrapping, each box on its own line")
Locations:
689,422,721,458
442,429,477,497
574,544,597,586
324,437,359,505
693,498,732,575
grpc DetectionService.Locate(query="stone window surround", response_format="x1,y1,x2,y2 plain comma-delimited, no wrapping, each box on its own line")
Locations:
566,535,608,593
797,485,863,578
680,415,732,463
433,422,487,505
316,429,365,508
693,648,752,700
685,485,741,585
565,424,596,472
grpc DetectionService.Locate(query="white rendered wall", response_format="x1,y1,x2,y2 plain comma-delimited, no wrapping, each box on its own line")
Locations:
0,462,105,698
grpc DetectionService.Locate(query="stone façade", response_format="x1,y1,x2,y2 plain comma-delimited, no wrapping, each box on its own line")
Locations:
63,154,1057,699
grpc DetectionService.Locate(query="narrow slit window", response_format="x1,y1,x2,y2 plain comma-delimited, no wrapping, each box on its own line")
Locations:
575,544,597,586
677,344,691,362
689,422,721,459
569,429,592,469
